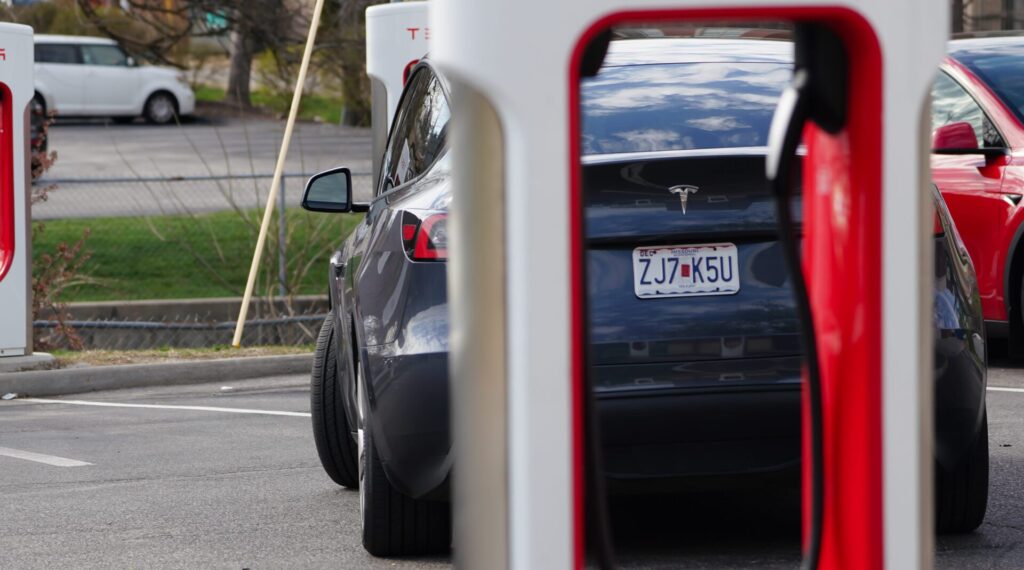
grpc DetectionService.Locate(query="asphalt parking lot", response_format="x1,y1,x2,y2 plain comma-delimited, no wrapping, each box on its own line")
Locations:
0,361,1021,569
44,117,371,181
34,117,374,219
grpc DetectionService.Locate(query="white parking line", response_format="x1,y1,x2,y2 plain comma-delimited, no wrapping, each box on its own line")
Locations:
23,398,312,418
0,447,92,467
988,386,1024,394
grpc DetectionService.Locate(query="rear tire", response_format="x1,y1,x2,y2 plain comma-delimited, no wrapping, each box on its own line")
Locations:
936,410,989,534
143,92,178,125
359,365,451,557
1014,276,1024,360
310,315,359,488
30,94,47,152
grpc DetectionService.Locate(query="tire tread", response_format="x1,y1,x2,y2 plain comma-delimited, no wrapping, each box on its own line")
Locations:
310,316,359,488
936,411,989,534
362,425,450,556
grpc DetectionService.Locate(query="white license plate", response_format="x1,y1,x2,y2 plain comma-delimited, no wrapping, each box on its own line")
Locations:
632,243,740,299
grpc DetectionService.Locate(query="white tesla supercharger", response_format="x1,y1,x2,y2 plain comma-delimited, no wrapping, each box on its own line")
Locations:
366,1,429,189
0,23,34,358
433,1,946,569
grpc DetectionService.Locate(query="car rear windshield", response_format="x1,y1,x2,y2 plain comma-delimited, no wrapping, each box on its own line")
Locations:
952,47,1024,126
581,61,791,156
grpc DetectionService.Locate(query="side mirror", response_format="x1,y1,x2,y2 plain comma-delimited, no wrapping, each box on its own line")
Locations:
932,121,978,152
302,167,352,213
932,121,1008,158
126,56,137,67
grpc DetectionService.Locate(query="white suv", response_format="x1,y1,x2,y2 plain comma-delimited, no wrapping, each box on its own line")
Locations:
33,34,195,124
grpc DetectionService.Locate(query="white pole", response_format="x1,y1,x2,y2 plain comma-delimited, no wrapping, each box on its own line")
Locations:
232,0,327,348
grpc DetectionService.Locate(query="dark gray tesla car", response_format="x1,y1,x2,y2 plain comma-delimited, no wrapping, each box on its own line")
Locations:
302,39,989,557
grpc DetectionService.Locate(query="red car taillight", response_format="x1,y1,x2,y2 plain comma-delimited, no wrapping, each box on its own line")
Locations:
402,212,448,261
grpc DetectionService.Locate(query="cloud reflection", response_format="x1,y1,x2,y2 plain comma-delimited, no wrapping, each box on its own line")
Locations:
581,62,791,155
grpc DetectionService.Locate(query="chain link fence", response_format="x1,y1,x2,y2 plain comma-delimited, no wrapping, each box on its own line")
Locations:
35,297,330,350
31,171,369,350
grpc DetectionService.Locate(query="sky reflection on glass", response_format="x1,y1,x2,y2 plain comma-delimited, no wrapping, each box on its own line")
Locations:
581,62,791,155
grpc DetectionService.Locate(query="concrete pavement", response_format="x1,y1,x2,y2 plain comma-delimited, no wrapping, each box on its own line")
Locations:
0,367,1021,568
0,376,446,569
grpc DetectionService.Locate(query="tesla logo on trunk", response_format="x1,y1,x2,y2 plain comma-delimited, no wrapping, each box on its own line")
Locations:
668,185,699,214
0,49,6,61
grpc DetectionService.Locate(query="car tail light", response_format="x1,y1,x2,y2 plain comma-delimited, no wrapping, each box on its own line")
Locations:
402,211,448,261
403,59,420,85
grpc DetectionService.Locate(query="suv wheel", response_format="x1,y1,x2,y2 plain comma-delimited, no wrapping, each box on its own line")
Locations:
143,92,177,125
30,95,47,152
310,315,359,488
936,409,989,533
358,363,451,556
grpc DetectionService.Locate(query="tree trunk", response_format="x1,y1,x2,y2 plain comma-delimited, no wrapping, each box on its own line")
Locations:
340,45,371,126
333,0,375,126
951,0,965,33
226,29,253,106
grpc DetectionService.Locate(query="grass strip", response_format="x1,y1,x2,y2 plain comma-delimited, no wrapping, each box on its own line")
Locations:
34,208,361,302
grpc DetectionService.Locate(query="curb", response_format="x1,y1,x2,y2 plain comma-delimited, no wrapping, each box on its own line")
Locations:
0,354,313,398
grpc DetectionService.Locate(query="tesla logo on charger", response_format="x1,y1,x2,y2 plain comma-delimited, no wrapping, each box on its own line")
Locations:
0,49,6,61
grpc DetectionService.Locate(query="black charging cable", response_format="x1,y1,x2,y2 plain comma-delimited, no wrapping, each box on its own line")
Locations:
584,359,618,569
766,67,825,570
580,29,620,570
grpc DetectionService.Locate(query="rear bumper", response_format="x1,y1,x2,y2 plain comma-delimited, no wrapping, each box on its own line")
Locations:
368,332,982,499
597,386,801,490
364,347,451,500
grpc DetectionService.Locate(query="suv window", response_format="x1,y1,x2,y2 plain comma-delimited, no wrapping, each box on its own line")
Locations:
35,44,80,64
81,44,128,67
931,72,1005,148
379,68,451,193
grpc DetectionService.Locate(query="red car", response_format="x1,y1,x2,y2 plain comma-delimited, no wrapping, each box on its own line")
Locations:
933,36,1024,349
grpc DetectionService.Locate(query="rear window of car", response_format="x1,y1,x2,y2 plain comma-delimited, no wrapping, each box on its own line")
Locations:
35,43,80,64
580,61,791,155
951,46,1024,126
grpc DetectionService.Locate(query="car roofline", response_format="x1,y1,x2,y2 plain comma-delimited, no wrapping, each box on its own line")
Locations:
34,34,117,45
582,145,808,165
601,38,793,67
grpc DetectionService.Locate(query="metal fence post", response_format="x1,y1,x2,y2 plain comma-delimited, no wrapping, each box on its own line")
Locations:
278,176,287,297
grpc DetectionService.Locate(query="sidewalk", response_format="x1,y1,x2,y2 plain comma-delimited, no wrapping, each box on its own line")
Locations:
0,353,312,398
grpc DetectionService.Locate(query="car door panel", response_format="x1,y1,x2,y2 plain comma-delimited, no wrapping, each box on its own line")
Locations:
933,155,1009,316
34,44,86,114
341,67,454,465
932,70,1009,319
80,45,141,114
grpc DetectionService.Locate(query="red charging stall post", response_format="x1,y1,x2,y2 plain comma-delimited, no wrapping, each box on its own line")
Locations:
0,23,34,359
432,1,945,568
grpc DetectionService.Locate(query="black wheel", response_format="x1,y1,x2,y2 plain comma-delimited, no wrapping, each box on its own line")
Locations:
358,363,451,557
936,409,989,534
143,92,178,125
30,94,47,152
310,315,359,488
1014,277,1024,360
